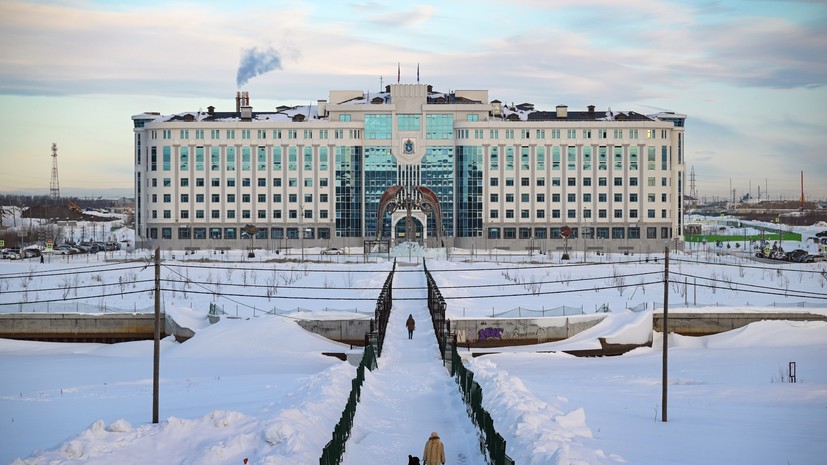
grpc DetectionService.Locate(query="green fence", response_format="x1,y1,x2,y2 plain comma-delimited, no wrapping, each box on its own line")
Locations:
684,232,800,243
319,344,377,465
319,261,395,465
424,260,514,465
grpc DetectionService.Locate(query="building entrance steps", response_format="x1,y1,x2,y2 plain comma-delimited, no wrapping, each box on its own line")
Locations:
341,265,486,465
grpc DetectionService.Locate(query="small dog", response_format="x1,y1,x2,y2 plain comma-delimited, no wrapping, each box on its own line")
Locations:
408,455,421,465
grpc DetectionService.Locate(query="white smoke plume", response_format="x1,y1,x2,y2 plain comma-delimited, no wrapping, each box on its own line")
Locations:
236,47,282,88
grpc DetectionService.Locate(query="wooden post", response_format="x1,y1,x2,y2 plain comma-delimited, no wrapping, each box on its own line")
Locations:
153,247,160,424
662,246,669,422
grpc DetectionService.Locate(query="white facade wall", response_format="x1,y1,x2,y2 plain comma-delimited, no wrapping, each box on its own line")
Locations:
132,84,685,254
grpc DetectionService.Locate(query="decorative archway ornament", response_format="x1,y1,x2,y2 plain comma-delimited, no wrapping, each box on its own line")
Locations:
376,185,443,245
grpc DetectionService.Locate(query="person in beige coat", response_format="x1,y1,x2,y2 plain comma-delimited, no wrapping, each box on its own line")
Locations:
423,431,445,465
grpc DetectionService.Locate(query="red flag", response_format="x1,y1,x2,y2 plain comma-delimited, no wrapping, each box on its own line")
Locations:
397,62,400,83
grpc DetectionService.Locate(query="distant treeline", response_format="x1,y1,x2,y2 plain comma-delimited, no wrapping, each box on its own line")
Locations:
0,194,133,210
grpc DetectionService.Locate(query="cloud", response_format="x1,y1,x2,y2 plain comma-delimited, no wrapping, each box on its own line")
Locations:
236,47,283,88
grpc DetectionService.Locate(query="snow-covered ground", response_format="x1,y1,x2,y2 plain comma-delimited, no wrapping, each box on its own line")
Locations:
1,213,827,464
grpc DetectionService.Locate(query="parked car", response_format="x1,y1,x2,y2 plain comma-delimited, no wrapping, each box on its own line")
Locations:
1,249,22,260
321,247,343,255
784,249,808,262
21,247,41,258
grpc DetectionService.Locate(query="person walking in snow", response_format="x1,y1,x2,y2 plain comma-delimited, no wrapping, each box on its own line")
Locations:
406,314,416,339
423,431,445,465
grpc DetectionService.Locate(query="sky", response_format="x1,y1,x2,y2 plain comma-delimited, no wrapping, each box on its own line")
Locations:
1,220,826,464
1,0,826,201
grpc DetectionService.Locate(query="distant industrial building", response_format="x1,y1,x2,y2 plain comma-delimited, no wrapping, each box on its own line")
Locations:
132,84,686,253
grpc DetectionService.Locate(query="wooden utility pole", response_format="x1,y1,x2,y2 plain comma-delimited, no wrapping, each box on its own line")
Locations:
153,247,160,423
662,246,669,422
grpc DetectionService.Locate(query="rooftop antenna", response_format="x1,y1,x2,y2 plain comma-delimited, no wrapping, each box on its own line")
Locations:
380,75,383,91
49,143,60,201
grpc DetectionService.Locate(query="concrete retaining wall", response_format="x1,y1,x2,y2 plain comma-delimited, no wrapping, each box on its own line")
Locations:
450,315,607,348
0,313,168,343
295,315,607,348
296,319,373,346
653,312,827,336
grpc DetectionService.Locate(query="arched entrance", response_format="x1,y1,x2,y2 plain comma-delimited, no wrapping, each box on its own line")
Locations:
392,214,425,241
376,185,443,246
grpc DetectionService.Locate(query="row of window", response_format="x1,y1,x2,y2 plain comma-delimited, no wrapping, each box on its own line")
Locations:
462,128,666,140
488,208,669,220
146,225,672,241
147,226,331,240
153,126,669,143
150,192,330,204
153,128,361,141
485,226,673,240
150,208,328,221
490,192,669,203
150,177,330,188
488,176,669,188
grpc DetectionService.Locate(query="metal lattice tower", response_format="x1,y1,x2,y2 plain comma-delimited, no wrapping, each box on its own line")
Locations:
689,166,698,200
50,143,60,200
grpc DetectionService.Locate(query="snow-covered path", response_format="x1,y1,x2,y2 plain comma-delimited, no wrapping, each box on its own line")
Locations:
342,264,486,465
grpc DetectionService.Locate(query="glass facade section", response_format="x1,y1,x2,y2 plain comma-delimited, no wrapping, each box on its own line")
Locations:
456,146,483,237
421,145,455,237
273,146,282,170
425,114,453,139
211,147,220,170
242,147,251,171
397,114,421,131
364,146,396,237
365,114,392,139
179,147,189,171
195,147,204,171
162,146,171,171
335,146,363,237
226,147,236,171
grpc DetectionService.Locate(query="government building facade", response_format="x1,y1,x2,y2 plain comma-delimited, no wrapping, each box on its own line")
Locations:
132,84,686,254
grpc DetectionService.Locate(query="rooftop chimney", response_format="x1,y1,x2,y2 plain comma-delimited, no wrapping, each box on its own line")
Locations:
207,105,215,115
556,104,568,119
587,105,595,114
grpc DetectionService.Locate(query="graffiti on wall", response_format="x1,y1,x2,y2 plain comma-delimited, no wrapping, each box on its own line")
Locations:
478,327,504,341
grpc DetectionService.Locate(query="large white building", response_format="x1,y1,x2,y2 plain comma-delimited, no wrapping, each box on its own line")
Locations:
132,84,686,254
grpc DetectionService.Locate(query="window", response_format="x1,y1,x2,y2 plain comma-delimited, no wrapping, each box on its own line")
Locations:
598,177,607,186
490,177,499,187
490,209,499,219
613,177,622,186
490,193,499,202
583,177,592,187
567,177,576,186
567,209,576,218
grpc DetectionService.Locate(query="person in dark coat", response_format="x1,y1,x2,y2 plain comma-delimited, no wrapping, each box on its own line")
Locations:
408,454,421,465
406,314,416,339
423,431,445,465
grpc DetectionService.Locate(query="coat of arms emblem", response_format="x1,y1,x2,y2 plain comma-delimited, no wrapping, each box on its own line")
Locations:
403,139,414,155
